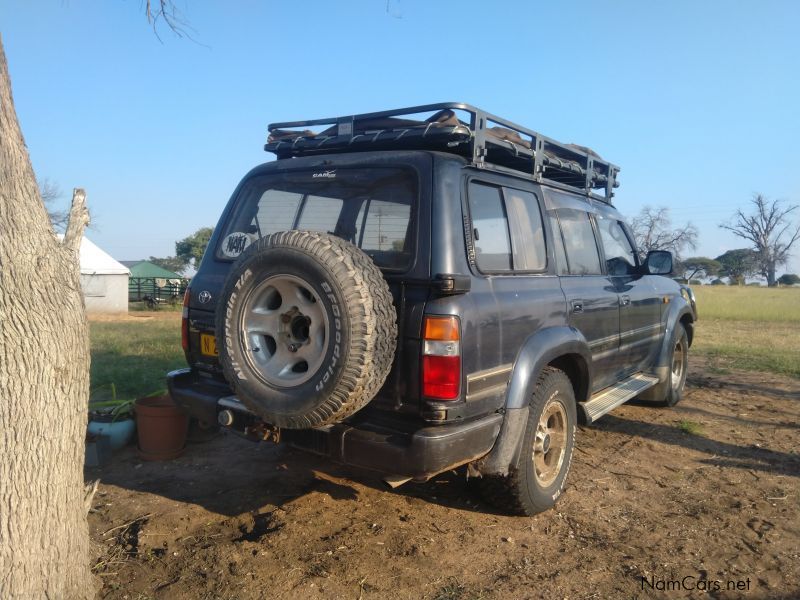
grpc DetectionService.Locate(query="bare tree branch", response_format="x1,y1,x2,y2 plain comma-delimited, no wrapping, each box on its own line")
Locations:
720,194,800,286
62,188,90,255
629,206,698,261
38,177,70,230
144,0,198,43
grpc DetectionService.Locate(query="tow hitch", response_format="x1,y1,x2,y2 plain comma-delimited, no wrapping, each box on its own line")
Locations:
217,396,281,443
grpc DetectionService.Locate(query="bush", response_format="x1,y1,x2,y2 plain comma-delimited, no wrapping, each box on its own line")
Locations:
710,279,725,286
778,273,800,286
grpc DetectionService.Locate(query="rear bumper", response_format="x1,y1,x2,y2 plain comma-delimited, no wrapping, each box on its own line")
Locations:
167,368,232,426
167,368,503,480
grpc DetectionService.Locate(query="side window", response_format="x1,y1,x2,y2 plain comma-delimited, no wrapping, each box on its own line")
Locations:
557,209,602,275
548,213,570,275
596,216,638,276
504,188,547,271
468,182,512,272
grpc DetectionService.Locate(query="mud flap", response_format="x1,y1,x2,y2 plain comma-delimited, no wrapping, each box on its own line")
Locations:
472,406,529,476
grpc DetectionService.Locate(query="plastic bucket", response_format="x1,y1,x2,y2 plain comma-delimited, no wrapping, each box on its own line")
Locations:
135,395,189,461
87,416,136,451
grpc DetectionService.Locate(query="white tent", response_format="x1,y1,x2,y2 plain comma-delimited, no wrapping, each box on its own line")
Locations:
77,237,130,313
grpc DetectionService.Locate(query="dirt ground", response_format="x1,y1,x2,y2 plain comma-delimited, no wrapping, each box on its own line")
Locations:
86,358,799,600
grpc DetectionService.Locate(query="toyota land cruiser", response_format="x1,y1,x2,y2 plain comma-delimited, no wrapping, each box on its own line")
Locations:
168,103,697,515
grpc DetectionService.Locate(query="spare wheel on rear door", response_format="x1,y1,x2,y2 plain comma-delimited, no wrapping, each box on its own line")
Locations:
216,230,397,429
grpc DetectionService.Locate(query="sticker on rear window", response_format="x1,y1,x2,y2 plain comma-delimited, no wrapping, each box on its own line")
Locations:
221,232,254,258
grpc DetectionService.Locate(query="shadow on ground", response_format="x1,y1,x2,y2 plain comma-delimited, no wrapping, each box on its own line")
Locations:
594,414,800,478
86,431,492,517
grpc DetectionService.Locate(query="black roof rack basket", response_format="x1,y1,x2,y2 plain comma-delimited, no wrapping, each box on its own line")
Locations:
265,102,620,201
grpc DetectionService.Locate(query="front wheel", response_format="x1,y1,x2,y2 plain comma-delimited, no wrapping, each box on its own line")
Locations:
481,367,576,515
663,324,689,407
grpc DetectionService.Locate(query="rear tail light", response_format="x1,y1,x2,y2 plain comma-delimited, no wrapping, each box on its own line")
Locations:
181,287,191,352
422,316,461,400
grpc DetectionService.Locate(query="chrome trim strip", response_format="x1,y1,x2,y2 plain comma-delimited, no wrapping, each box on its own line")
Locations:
466,363,513,398
620,323,662,339
588,333,618,350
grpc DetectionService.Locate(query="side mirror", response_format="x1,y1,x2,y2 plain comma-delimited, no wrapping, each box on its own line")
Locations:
645,250,673,275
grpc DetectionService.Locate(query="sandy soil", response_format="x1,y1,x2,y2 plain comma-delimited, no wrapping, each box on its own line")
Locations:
86,359,799,600
88,311,181,323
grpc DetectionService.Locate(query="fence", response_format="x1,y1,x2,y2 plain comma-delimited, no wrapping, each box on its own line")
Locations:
128,277,188,302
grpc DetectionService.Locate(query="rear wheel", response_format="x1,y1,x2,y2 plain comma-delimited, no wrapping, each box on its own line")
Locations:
481,367,576,515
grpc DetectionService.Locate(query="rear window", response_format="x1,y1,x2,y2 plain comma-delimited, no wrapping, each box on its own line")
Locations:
217,168,416,270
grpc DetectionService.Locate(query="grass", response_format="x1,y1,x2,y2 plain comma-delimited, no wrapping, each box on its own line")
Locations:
690,286,800,378
89,313,185,401
86,285,799,403
692,285,800,322
677,420,704,436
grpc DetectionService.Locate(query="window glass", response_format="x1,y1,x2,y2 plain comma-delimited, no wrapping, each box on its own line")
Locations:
356,199,412,253
468,183,512,272
297,195,343,234
548,213,570,275
254,190,302,235
504,188,546,271
218,168,415,270
557,209,602,275
596,216,638,276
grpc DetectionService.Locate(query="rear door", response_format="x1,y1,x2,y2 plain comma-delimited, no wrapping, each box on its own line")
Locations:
461,177,565,408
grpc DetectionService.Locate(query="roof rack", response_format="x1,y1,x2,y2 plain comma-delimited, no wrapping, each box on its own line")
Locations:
265,102,620,201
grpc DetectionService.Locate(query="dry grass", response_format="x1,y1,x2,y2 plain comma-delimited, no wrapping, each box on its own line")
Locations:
690,286,800,377
692,285,800,322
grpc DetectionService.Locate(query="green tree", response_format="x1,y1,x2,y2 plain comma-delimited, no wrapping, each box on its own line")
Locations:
715,248,759,285
175,226,213,269
778,273,800,286
681,257,721,281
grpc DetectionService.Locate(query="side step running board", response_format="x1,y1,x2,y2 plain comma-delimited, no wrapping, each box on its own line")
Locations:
579,373,659,424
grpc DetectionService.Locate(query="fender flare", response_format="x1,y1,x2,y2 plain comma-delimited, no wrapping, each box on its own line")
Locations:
474,326,592,476
639,297,695,402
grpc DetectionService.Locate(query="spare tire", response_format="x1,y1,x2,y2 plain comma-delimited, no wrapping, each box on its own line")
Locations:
216,231,397,429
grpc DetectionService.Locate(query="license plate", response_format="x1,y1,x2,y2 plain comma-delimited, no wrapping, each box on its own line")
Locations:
200,334,218,356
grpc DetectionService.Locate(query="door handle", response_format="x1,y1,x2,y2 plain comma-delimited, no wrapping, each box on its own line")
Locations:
620,295,631,307
571,299,584,314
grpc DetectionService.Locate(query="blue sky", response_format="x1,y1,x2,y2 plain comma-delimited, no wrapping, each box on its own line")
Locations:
2,0,799,275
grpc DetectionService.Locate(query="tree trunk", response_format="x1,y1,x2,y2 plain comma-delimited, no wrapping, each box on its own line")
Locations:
0,36,94,598
767,263,777,287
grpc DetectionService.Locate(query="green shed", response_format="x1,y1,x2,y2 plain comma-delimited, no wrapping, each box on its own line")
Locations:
122,261,188,304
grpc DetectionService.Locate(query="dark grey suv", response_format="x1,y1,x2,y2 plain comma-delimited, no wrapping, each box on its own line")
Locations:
168,103,697,515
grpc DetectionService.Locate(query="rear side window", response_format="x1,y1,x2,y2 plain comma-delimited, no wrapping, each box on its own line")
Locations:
557,209,602,275
596,215,638,276
218,168,416,270
468,183,512,272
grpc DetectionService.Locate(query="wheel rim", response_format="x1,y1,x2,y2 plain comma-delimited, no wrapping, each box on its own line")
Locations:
532,398,568,488
671,338,685,391
240,274,329,388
